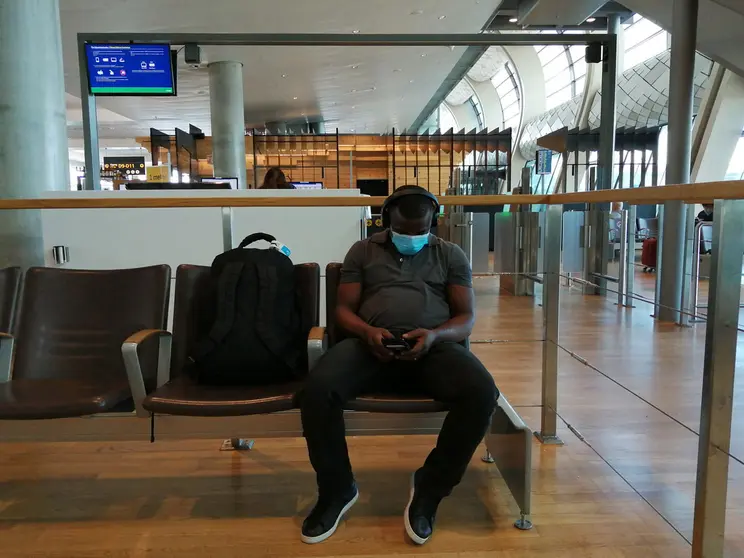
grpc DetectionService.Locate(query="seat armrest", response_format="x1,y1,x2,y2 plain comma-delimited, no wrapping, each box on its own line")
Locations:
122,329,172,418
307,326,327,370
0,332,14,383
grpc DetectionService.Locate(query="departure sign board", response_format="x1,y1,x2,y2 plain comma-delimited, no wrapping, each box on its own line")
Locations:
85,44,175,95
102,156,146,178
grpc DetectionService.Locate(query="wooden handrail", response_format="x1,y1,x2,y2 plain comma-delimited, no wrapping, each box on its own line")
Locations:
0,181,739,210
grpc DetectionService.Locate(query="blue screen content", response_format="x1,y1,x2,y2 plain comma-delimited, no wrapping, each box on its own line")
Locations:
86,44,174,95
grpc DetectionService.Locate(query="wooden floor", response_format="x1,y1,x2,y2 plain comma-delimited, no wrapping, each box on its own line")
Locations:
1,273,743,557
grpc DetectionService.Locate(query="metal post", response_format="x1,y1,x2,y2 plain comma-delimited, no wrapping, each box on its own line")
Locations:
679,202,697,326
624,204,636,307
78,38,100,191
209,61,248,189
617,209,628,306
658,0,698,322
691,199,744,557
690,221,704,319
536,204,563,445
654,206,664,316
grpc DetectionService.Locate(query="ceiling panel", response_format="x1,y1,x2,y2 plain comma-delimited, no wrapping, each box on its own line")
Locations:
60,0,503,140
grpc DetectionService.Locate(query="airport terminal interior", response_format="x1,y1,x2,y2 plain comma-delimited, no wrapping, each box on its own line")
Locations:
2,0,744,556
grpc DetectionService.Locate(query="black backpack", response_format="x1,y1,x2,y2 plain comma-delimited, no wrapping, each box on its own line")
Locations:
190,233,304,385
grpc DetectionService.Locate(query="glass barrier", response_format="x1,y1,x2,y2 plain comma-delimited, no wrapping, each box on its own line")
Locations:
1,196,744,556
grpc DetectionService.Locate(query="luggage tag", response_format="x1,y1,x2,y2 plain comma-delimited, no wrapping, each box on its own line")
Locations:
270,240,291,257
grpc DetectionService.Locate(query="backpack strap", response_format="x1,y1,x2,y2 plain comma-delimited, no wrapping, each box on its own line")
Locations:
193,261,245,360
255,263,297,370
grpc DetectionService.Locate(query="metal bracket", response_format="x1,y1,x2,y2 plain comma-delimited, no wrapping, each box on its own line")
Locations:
534,432,564,445
220,438,255,451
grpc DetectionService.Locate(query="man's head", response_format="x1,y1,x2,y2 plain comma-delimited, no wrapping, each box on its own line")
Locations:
386,186,438,236
702,203,714,215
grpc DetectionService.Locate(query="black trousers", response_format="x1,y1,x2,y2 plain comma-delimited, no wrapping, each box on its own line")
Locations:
300,338,499,498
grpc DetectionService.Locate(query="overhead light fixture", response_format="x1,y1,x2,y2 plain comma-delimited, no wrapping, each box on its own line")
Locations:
281,74,288,78
439,15,447,20
352,29,360,34
293,96,298,100
393,68,402,72
586,17,596,23
421,53,427,57
509,17,518,23
351,105,356,109
409,79,415,83
411,9,423,15
350,128,356,132
351,64,360,69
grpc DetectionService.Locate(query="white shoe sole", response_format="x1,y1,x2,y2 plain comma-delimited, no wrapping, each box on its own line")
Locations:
404,475,430,545
301,490,359,545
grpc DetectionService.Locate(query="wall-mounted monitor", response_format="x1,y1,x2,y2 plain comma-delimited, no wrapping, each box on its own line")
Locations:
85,43,176,96
201,177,238,190
292,182,324,190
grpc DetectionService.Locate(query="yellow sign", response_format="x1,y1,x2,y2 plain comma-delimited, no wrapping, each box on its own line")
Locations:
147,166,170,183
375,218,383,227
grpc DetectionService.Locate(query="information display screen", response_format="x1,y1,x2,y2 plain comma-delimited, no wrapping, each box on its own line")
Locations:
102,156,146,178
85,43,175,95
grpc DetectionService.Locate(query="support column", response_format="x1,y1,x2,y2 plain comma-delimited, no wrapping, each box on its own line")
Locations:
658,0,698,322
586,16,619,295
0,0,69,268
597,15,619,192
209,61,247,189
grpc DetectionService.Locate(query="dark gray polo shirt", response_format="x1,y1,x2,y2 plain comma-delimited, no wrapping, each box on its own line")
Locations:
340,230,472,334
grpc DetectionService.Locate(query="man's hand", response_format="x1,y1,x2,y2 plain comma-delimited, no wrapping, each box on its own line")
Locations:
364,326,395,362
400,329,438,361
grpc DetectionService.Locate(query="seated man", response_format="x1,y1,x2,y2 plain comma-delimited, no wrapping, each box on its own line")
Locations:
300,185,499,545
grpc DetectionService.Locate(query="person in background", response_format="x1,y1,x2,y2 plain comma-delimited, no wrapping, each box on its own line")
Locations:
260,167,295,189
609,202,623,244
697,203,714,223
696,204,714,254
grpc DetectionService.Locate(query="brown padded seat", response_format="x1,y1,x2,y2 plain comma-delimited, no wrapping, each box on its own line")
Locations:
0,267,21,333
143,377,305,417
0,266,170,420
325,263,450,414
0,378,133,420
142,263,319,417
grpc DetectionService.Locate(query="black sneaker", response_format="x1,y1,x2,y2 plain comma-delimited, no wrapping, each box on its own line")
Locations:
301,484,359,544
404,471,442,545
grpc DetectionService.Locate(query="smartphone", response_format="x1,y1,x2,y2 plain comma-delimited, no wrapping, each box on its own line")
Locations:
382,337,411,352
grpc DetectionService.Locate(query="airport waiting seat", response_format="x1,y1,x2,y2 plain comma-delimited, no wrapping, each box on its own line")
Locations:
124,261,531,527
0,267,22,334
133,263,321,418
0,266,170,420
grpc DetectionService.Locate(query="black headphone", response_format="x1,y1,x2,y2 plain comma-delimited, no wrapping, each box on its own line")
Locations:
381,185,440,229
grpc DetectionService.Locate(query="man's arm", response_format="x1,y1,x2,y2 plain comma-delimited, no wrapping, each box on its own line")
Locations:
432,284,476,343
402,244,474,357
336,242,394,360
336,282,371,338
